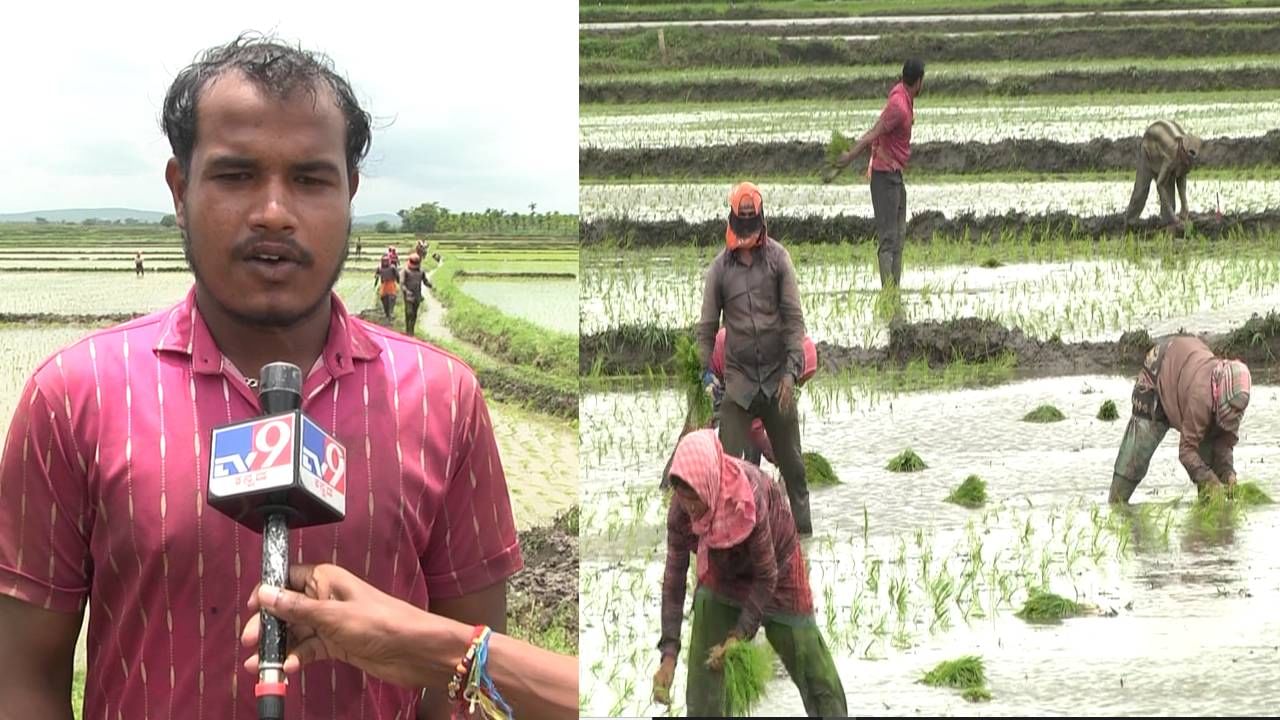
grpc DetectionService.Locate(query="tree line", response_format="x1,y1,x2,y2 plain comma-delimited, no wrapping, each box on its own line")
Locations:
385,202,578,235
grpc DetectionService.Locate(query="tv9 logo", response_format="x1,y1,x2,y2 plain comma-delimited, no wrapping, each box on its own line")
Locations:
300,416,347,514
209,415,297,496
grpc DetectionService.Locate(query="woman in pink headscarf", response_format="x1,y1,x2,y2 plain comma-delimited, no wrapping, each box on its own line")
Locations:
1110,334,1251,503
651,429,845,717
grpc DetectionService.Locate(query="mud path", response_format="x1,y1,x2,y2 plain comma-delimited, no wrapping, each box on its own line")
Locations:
580,131,1280,179
509,508,579,642
583,208,1280,248
581,313,1280,379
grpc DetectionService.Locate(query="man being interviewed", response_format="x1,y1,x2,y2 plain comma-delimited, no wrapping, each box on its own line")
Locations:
0,34,522,720
695,181,812,535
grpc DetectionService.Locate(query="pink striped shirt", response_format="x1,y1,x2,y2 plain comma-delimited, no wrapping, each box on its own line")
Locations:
0,287,523,719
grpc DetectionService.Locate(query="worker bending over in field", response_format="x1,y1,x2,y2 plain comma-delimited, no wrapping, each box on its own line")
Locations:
697,181,813,534
661,328,818,487
653,430,847,718
1125,120,1203,229
1109,335,1250,504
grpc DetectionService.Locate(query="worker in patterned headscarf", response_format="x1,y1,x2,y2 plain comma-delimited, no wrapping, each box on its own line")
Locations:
1110,334,1251,503
652,430,846,718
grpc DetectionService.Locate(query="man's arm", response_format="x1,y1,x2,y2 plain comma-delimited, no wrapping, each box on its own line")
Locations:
695,260,723,371
776,248,806,382
1178,426,1217,486
0,596,82,720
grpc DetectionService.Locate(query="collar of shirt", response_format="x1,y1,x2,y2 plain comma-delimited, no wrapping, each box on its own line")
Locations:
152,286,381,397
726,237,770,266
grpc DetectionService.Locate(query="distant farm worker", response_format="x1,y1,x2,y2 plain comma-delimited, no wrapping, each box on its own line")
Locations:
415,236,428,259
697,181,812,534
135,251,144,277
374,256,399,320
652,430,847,717
385,244,399,269
355,236,363,256
1124,120,1203,229
661,328,819,486
1109,335,1251,504
401,253,432,335
825,58,925,290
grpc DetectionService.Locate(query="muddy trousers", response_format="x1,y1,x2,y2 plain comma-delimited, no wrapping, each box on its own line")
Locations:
1125,151,1184,226
870,169,907,289
404,299,421,334
380,294,397,319
719,392,811,535
685,587,847,718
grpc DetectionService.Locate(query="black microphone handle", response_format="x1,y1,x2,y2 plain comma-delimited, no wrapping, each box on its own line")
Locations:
258,512,290,720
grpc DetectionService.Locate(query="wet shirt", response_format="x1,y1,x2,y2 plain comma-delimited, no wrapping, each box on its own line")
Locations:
696,238,806,411
0,287,523,720
870,81,914,173
1155,336,1236,481
402,267,428,303
658,462,809,658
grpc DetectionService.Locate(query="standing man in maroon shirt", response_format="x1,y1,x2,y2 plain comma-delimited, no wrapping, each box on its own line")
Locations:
0,34,523,719
827,58,925,290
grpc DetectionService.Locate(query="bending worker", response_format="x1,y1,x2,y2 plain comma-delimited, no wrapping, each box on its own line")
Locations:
653,429,846,717
1110,334,1251,503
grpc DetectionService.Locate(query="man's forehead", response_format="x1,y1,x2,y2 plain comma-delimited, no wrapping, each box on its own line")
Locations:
193,70,346,156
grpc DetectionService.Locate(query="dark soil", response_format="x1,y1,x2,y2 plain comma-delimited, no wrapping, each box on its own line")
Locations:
579,313,1280,379
580,131,1280,178
583,66,1280,104
581,209,1280,248
509,507,579,640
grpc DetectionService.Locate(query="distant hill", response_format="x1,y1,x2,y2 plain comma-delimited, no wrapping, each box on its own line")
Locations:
0,208,403,227
0,208,168,223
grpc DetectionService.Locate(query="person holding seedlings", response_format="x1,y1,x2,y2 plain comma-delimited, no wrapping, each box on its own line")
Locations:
696,181,813,534
824,58,925,290
401,252,431,334
1109,335,1251,503
652,429,847,717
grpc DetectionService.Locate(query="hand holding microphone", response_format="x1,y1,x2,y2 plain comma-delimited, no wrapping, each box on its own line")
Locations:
208,362,348,719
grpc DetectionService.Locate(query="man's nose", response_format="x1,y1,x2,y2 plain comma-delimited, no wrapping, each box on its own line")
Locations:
249,177,299,232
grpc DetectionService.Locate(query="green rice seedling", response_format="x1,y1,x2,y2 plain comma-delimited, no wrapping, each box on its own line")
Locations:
803,452,840,487
979,258,1003,269
921,656,986,689
887,449,927,472
1231,481,1274,505
1022,405,1065,423
946,475,987,508
1015,589,1083,624
1097,400,1119,421
963,686,993,702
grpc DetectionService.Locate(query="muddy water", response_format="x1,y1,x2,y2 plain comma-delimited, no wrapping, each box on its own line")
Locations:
582,255,1280,346
580,377,1280,716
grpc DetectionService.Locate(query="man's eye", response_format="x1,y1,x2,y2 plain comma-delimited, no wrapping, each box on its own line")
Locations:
217,172,251,181
297,176,327,186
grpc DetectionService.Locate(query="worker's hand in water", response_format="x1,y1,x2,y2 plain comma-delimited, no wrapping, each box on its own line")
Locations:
1199,472,1224,498
778,374,796,414
705,635,740,672
652,655,677,705
241,563,434,689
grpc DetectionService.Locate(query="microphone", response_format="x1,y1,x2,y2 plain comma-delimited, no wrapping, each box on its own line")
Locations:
207,362,348,720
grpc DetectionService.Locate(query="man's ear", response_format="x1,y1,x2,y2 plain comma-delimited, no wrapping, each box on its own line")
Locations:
349,169,360,200
164,157,187,231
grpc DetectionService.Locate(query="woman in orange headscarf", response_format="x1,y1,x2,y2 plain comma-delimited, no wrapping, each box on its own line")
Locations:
652,429,846,717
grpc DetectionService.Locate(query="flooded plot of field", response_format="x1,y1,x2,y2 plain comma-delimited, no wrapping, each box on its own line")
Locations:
581,254,1280,346
579,98,1280,149
459,276,579,335
580,179,1279,222
579,377,1280,716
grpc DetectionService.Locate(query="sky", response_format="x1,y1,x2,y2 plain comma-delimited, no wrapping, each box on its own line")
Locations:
0,1,579,217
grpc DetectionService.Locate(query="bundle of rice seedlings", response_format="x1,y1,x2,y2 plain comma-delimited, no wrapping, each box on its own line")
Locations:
803,452,840,487
1023,404,1065,423
1015,590,1082,623
1231,481,1274,505
946,475,987,508
921,655,986,689
962,686,993,702
979,258,1003,269
887,448,927,472
1097,400,1119,421
721,640,774,716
